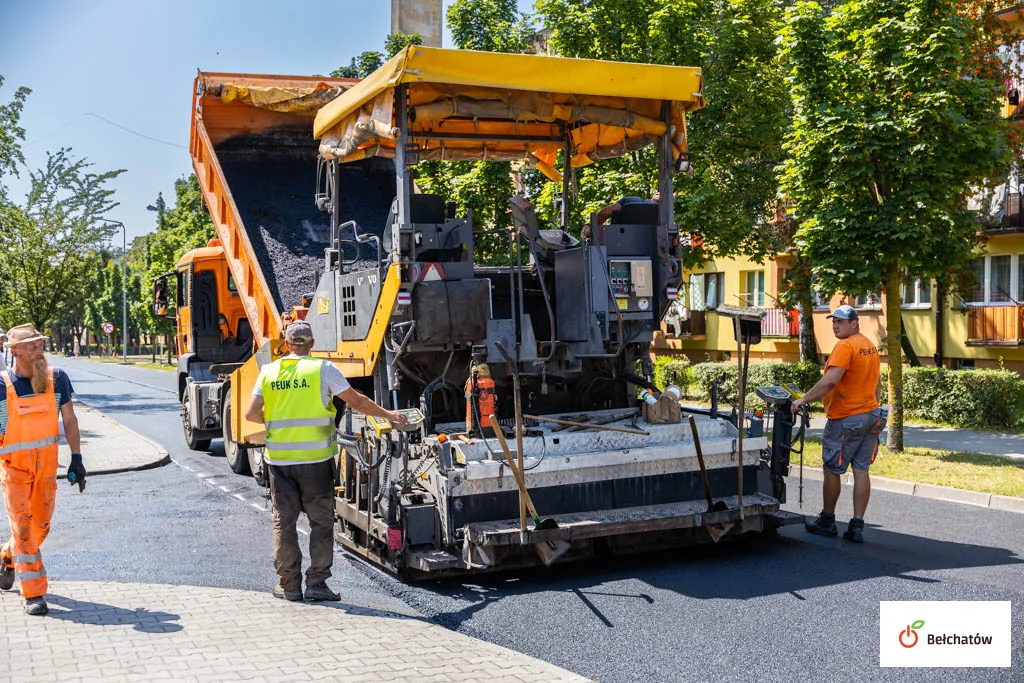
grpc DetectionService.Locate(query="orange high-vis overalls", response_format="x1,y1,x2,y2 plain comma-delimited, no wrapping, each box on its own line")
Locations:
0,369,59,599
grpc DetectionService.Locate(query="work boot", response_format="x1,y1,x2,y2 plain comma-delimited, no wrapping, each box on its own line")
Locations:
0,552,13,591
844,517,865,543
805,511,838,537
304,582,341,602
23,596,48,616
272,584,303,602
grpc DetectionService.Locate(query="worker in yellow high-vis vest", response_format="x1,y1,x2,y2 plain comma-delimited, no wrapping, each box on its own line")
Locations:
245,321,407,602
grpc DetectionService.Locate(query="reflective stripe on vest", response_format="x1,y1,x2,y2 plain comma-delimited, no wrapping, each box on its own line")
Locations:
0,434,59,455
264,417,334,430
14,553,41,564
261,357,336,462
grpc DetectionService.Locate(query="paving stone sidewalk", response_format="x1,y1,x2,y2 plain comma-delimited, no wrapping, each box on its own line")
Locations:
3,402,589,682
0,581,589,683
56,400,170,478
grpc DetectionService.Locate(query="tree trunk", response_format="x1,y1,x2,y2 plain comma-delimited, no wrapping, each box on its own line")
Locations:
795,254,819,364
884,263,904,452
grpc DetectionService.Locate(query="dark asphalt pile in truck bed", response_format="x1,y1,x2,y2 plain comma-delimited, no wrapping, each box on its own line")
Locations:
216,131,395,314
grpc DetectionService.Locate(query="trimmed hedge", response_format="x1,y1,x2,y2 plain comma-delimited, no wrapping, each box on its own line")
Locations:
882,367,1024,429
653,355,691,394
675,359,823,409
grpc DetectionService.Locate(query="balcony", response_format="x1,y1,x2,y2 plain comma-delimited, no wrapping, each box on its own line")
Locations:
985,192,1024,234
664,309,706,338
965,305,1024,346
761,308,799,338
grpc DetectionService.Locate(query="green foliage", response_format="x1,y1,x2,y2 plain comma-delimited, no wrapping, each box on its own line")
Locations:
536,0,792,265
447,0,536,52
688,360,822,409
385,33,423,58
0,75,30,186
142,176,216,321
0,148,124,330
778,0,1016,297
653,355,691,392
689,361,737,401
331,51,384,79
892,367,1024,430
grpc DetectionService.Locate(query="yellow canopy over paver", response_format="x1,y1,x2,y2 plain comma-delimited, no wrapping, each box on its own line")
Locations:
313,46,704,179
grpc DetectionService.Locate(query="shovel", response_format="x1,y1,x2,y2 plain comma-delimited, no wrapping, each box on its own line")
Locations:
491,417,571,567
688,416,732,542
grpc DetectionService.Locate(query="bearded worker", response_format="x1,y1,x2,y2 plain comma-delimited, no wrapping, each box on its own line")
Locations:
0,324,86,616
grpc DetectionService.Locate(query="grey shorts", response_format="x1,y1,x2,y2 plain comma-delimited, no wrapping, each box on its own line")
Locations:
822,409,886,474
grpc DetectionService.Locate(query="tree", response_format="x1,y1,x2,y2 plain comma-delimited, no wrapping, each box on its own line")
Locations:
447,0,536,53
0,148,123,331
536,0,793,268
778,0,1019,450
0,75,30,188
330,51,384,79
140,175,216,359
385,32,423,58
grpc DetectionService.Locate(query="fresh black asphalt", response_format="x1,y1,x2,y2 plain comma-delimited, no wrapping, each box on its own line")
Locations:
47,357,1024,681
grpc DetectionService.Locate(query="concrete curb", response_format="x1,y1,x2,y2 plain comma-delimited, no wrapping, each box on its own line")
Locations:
56,399,172,480
793,467,1024,514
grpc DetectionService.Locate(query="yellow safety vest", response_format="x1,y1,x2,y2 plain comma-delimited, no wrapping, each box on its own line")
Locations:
261,357,336,462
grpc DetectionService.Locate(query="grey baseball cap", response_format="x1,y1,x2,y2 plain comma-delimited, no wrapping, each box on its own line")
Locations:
284,321,314,343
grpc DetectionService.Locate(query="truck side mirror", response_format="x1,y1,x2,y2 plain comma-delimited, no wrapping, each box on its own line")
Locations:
154,276,169,318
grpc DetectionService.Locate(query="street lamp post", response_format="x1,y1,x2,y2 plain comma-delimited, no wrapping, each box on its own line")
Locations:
100,219,128,364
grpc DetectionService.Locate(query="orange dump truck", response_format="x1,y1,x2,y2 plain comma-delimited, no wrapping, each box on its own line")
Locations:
158,48,802,579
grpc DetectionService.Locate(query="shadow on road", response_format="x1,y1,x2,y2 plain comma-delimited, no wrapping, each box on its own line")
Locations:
407,529,1023,631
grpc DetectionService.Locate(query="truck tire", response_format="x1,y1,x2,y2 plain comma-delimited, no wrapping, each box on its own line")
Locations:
182,392,212,451
248,447,268,487
221,392,252,476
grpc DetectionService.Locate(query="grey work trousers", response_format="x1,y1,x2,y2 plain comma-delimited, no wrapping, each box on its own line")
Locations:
268,459,336,591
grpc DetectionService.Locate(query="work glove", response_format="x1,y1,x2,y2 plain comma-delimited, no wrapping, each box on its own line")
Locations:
67,453,87,493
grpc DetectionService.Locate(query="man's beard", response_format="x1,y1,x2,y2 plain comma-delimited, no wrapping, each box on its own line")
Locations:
30,356,48,394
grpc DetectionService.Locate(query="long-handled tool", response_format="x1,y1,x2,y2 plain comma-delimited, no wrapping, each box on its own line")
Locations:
688,415,731,542
491,416,571,566
688,416,729,514
494,341,528,529
523,414,650,436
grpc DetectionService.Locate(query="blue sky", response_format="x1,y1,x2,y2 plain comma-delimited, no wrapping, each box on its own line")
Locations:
0,0,535,243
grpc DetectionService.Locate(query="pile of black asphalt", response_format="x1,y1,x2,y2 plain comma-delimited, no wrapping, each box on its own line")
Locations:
217,132,395,314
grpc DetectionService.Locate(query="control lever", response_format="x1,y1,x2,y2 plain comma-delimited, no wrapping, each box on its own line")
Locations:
793,405,810,507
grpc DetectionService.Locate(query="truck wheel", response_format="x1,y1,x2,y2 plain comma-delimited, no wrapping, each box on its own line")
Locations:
182,393,212,451
222,392,252,476
248,447,268,487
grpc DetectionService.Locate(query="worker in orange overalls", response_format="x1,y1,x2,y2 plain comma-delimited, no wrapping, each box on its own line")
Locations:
0,323,86,616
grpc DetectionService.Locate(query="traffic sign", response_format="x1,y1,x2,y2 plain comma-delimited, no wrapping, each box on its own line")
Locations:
102,322,115,335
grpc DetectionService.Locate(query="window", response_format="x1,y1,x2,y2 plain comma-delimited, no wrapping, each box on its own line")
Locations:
854,292,881,309
689,272,724,310
901,273,931,307
740,270,765,307
992,255,1011,302
966,254,1021,305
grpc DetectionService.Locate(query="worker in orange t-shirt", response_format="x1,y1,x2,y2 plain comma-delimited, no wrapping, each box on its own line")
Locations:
791,304,884,543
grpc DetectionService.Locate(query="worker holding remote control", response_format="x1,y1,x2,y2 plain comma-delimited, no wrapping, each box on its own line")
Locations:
245,320,407,603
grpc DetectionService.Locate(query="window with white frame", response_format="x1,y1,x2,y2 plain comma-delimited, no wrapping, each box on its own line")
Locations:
854,292,882,309
965,254,1019,305
689,272,725,310
901,272,931,307
740,270,765,307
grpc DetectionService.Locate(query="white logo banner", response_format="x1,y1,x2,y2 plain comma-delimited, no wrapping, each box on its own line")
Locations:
880,601,1012,668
